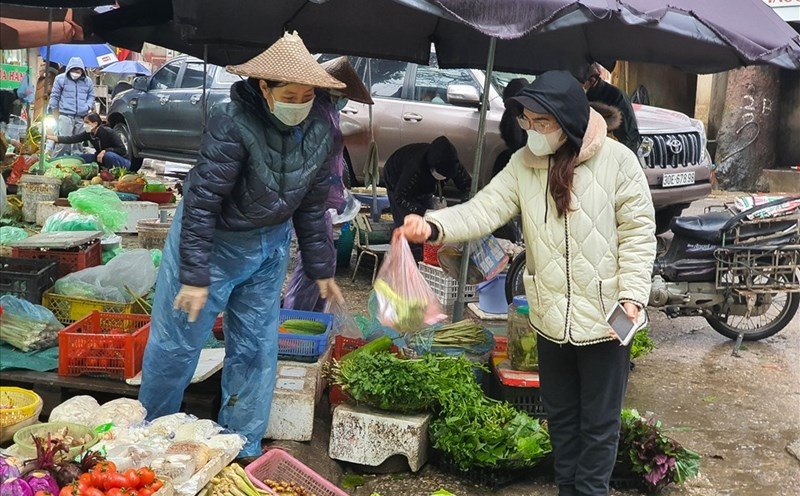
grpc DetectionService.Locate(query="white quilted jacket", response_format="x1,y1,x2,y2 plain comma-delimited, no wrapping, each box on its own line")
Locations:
426,110,656,345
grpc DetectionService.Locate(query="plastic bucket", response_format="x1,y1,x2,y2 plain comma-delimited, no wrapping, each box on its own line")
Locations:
18,175,62,223
137,218,172,250
477,274,507,314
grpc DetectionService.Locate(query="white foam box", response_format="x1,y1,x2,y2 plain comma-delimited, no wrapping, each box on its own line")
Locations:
329,403,431,472
264,361,319,442
36,201,160,233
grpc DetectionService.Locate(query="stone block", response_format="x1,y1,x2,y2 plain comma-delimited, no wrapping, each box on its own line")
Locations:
329,403,431,472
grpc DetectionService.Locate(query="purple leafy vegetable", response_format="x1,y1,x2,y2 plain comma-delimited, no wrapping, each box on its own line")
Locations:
0,477,33,496
23,472,57,496
0,460,21,484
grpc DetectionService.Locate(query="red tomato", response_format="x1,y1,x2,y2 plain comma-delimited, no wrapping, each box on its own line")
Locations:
122,469,140,489
104,472,130,491
149,480,163,492
137,488,153,496
137,468,156,487
79,473,93,487
59,484,78,496
105,488,125,496
85,488,105,496
94,461,117,473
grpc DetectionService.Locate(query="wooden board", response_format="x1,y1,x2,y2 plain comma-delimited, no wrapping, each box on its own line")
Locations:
9,231,103,249
126,348,225,386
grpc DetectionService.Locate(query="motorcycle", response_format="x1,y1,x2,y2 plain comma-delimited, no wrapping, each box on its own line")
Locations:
504,196,800,342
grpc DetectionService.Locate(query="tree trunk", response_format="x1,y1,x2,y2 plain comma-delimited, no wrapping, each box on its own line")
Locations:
714,66,779,192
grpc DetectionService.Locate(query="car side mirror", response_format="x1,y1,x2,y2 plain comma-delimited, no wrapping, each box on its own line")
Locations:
132,76,149,92
447,84,481,107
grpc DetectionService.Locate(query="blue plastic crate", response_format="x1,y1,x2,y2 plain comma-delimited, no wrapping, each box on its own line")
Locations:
278,309,334,362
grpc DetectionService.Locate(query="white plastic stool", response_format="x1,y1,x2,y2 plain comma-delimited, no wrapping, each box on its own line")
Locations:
329,403,431,472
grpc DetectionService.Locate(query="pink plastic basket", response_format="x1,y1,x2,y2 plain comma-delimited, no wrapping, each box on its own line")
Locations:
245,449,347,496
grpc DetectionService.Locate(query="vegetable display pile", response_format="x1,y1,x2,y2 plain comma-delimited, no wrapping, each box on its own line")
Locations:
261,479,316,496
408,320,488,353
59,461,163,496
326,349,552,470
616,409,700,493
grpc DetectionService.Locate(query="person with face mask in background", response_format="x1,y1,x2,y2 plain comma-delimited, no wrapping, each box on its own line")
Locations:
396,71,656,496
383,135,472,260
577,62,641,154
47,57,95,156
138,32,345,460
47,113,130,169
283,56,373,312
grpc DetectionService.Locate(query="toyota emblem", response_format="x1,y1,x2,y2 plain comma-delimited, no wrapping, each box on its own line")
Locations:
666,137,684,154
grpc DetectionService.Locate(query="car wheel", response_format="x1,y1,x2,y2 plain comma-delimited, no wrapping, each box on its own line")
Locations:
114,121,144,172
343,148,359,188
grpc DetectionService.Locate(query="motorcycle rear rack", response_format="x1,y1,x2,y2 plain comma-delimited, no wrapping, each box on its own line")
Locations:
715,245,800,293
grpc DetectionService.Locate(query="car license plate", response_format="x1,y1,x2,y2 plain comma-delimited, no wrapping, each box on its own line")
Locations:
662,171,695,188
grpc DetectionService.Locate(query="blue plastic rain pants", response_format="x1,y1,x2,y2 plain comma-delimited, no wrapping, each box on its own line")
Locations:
139,204,291,456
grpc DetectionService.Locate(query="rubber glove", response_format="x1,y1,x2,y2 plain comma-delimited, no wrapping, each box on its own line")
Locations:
173,285,209,322
316,278,344,304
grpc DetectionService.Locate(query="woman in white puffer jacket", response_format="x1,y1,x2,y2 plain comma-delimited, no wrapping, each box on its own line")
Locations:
399,71,656,496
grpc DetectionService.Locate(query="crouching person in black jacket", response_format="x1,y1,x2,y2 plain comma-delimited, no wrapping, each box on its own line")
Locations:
47,113,131,169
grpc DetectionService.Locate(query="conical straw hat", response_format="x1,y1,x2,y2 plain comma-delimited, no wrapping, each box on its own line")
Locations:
321,56,373,105
227,31,345,90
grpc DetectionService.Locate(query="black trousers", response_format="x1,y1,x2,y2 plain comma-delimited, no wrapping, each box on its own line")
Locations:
538,337,631,496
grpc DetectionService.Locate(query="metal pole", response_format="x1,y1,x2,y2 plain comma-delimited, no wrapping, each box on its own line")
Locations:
39,8,53,174
452,37,496,321
367,59,379,222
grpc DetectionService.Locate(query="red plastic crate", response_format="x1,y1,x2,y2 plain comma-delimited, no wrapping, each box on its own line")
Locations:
58,311,150,380
423,242,441,266
12,239,101,279
245,449,347,496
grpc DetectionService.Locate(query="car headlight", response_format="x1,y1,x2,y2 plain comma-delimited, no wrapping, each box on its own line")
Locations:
638,137,654,159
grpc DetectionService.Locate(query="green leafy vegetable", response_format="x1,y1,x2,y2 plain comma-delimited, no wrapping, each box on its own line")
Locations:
631,327,655,360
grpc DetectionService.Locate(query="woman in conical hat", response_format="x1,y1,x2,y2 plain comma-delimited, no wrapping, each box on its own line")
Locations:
139,32,345,458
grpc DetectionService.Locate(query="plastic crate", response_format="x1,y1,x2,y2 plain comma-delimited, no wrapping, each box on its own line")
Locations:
488,358,546,418
12,239,102,279
418,262,478,307
245,448,348,496
431,449,535,489
0,257,59,303
58,311,150,380
328,335,401,406
423,242,441,266
42,289,148,325
212,310,334,362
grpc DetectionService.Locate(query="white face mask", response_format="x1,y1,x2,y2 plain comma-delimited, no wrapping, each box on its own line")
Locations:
84,123,94,133
527,128,565,156
270,97,315,127
69,70,82,80
431,170,447,181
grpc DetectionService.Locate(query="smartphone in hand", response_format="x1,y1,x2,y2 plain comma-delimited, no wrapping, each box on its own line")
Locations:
606,302,648,346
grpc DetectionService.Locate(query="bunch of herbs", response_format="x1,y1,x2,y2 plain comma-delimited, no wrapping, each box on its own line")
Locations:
617,409,700,493
631,327,656,360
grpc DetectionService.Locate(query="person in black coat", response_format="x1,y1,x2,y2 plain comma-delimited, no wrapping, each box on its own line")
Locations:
383,135,471,258
576,63,641,153
47,113,131,169
492,77,530,178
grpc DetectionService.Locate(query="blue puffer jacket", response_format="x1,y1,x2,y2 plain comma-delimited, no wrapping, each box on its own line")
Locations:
180,80,335,287
48,57,95,117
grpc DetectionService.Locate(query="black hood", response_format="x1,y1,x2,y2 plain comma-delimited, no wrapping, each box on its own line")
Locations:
507,71,589,151
425,136,460,177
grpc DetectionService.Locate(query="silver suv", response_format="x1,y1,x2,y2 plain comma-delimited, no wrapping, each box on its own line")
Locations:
108,55,712,232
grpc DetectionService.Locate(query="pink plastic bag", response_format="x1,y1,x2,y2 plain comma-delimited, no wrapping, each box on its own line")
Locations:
372,234,445,333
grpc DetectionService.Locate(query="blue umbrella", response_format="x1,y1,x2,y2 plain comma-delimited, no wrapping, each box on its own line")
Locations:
38,43,117,68
101,60,151,76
